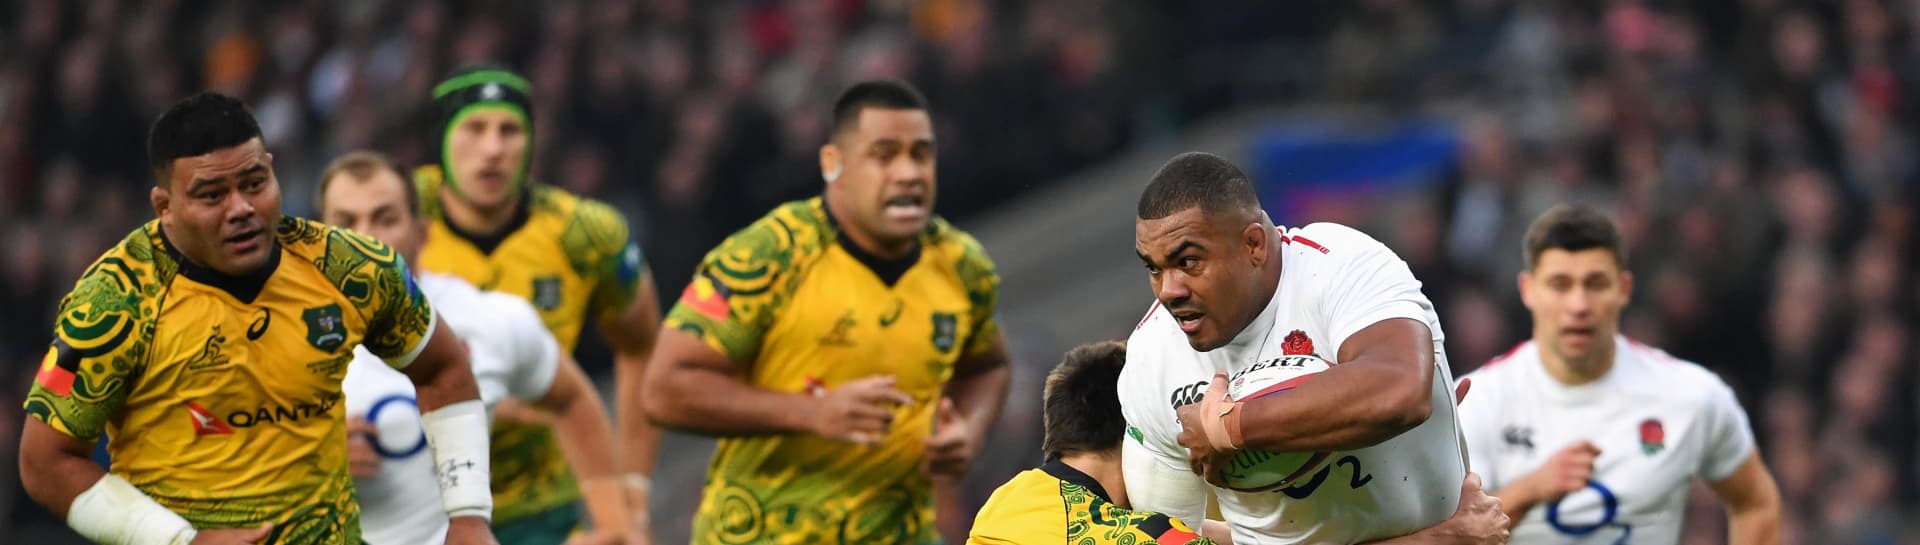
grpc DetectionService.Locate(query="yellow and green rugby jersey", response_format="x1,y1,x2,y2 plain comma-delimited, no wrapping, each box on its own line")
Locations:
24,217,435,545
414,166,646,523
968,460,1217,545
664,197,1002,544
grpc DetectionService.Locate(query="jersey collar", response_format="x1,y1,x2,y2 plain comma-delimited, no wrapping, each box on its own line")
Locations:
1040,458,1114,504
817,195,921,287
157,223,282,304
441,187,533,255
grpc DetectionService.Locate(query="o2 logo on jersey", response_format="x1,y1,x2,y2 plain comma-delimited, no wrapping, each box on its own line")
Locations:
366,394,428,459
1547,481,1632,545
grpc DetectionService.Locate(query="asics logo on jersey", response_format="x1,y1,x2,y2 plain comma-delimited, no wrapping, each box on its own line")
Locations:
225,392,343,428
246,308,270,340
1169,380,1210,408
1503,425,1535,451
185,401,234,436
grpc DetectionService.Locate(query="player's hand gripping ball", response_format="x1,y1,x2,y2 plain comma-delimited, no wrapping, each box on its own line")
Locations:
1215,354,1335,492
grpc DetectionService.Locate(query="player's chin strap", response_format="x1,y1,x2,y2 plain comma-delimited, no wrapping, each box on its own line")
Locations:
423,399,493,521
66,474,197,545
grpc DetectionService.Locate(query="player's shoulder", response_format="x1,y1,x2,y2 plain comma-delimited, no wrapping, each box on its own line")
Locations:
1121,302,1186,384
280,216,405,273
1618,336,1735,401
1463,341,1535,382
412,164,449,220
924,215,999,295
58,221,175,334
529,184,626,232
1286,222,1392,253
704,197,835,272
78,221,178,298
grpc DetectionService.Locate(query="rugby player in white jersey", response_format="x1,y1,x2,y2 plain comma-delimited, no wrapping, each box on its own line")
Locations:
316,152,638,545
1121,152,1501,544
1456,204,1781,545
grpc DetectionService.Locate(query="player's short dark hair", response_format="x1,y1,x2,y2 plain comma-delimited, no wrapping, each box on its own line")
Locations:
147,92,263,184
315,151,418,217
830,80,929,138
1523,204,1627,270
1041,340,1129,461
1137,152,1261,220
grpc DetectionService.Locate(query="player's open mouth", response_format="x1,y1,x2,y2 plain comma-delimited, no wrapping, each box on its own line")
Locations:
1171,311,1205,333
883,195,928,221
225,228,264,252
1561,327,1595,343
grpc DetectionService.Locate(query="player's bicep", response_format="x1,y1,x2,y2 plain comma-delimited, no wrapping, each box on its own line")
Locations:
1123,437,1209,524
595,269,660,358
24,337,136,443
952,331,1009,379
1708,452,1779,515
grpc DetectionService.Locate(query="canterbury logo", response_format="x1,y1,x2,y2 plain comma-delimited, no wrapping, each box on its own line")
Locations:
187,401,234,436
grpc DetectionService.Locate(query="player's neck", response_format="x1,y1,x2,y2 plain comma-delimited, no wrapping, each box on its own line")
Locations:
1537,337,1616,386
1061,452,1129,508
440,186,524,236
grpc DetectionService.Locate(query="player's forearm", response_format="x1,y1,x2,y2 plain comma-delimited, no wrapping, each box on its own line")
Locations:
615,351,662,475
412,358,484,412
943,357,1010,440
18,437,108,519
1233,360,1430,452
1492,485,1538,530
645,365,818,436
1727,503,1781,545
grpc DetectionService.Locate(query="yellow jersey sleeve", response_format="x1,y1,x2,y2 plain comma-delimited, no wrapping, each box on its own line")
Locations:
567,198,647,325
317,227,435,367
951,230,1002,359
662,218,798,363
23,244,157,442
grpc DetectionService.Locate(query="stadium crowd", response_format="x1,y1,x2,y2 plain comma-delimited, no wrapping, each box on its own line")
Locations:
0,1,1914,544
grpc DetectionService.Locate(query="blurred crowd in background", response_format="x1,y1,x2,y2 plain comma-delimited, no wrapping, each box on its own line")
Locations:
1,0,1915,543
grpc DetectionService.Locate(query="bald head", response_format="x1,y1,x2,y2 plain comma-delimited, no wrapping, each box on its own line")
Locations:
1137,152,1262,223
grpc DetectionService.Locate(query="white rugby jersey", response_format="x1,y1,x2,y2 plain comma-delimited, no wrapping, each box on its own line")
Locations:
1120,222,1467,545
344,272,562,545
1456,337,1755,545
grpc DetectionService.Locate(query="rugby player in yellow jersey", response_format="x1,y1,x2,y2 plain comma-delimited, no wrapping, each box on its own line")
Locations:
411,68,658,544
16,92,498,545
974,340,1513,545
644,80,1012,544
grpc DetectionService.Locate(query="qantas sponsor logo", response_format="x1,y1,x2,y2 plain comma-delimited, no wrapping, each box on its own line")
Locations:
192,393,344,431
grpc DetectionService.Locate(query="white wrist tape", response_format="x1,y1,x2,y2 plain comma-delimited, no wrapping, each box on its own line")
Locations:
66,474,197,545
423,399,493,521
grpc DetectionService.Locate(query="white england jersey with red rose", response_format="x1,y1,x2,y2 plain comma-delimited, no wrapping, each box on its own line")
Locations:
1455,337,1755,545
1119,222,1467,544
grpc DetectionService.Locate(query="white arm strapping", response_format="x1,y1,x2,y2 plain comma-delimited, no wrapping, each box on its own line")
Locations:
66,474,197,545
422,399,493,521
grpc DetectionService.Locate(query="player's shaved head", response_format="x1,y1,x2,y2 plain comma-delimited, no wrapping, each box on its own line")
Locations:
1137,152,1262,222
830,80,930,139
1524,204,1626,271
1041,340,1129,461
147,92,263,185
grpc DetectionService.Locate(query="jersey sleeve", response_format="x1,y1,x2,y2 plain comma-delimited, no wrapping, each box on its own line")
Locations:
1453,371,1505,488
662,218,797,363
1695,373,1757,482
487,292,562,401
951,231,1002,358
334,230,437,369
1118,344,1210,524
23,254,153,442
1311,224,1437,357
573,199,648,326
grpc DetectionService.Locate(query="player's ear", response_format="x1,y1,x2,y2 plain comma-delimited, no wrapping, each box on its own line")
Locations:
1242,221,1268,267
1516,270,1535,308
150,184,170,218
818,144,842,184
1618,270,1634,304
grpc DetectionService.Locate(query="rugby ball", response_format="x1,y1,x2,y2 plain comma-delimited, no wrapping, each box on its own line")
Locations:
1218,354,1335,492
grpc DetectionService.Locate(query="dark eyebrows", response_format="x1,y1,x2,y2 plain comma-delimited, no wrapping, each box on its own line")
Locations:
187,163,267,192
1161,241,1201,264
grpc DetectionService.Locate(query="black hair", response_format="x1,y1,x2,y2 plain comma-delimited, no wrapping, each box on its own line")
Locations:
1137,152,1261,220
1523,203,1627,269
1041,340,1129,461
147,92,263,183
830,80,930,137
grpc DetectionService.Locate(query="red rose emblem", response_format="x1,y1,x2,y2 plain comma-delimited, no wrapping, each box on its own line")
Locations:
1639,418,1665,454
1282,330,1314,355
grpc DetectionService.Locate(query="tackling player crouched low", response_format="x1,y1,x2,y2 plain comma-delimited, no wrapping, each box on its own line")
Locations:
16,93,496,545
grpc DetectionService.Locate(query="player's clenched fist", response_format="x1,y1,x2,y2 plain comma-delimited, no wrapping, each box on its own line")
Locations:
1428,473,1510,544
1525,441,1601,500
807,375,914,445
190,524,272,545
